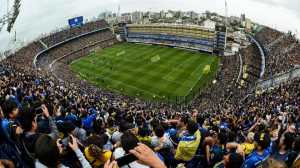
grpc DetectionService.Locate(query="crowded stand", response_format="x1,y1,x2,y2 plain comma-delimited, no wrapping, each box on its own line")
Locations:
0,19,300,168
239,43,261,88
255,27,300,78
288,43,300,66
190,54,241,113
36,29,115,70
255,27,282,48
263,34,298,76
4,42,44,68
40,20,109,47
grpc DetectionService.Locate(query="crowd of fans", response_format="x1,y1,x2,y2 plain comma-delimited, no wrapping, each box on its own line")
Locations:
239,43,261,87
40,20,109,47
190,54,242,113
36,29,115,70
4,42,44,69
255,27,282,48
1,61,300,168
286,42,300,69
0,21,299,168
255,27,300,78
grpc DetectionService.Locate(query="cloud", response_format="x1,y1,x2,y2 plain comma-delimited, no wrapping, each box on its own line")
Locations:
0,0,299,52
250,0,300,16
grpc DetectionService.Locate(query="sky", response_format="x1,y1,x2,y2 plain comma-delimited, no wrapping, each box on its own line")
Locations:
0,0,300,52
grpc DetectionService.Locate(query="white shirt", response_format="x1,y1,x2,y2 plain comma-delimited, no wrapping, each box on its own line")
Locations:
113,147,149,168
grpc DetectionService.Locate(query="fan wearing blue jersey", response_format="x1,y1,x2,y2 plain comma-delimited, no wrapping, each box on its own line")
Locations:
242,133,271,168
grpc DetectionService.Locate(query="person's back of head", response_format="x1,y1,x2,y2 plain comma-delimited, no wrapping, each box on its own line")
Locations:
85,134,107,148
19,109,36,132
187,119,198,135
262,157,287,168
85,134,108,158
226,153,244,168
150,118,160,130
119,121,132,133
93,118,105,135
121,131,139,153
154,125,165,138
218,130,228,145
138,126,149,137
179,115,189,127
2,100,18,119
255,132,271,151
35,134,60,167
280,132,295,151
56,121,76,139
196,114,205,126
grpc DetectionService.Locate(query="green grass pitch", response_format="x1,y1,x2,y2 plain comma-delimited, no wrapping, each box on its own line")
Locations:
70,43,219,104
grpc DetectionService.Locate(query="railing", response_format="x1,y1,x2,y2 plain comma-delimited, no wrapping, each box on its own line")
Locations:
236,53,243,83
255,67,300,90
246,34,265,78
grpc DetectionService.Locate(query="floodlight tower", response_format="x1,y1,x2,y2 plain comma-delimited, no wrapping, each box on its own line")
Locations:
224,0,228,51
0,0,21,32
117,4,120,22
225,0,228,26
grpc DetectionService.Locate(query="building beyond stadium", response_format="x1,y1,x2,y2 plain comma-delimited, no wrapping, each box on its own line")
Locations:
120,23,226,55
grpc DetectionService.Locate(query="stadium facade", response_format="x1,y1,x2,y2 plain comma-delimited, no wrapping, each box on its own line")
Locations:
120,23,226,55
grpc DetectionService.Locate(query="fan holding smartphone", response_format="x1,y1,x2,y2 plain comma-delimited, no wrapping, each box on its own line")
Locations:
112,131,149,168
106,141,167,168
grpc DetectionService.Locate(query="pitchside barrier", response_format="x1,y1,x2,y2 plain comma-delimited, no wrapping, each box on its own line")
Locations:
255,67,300,91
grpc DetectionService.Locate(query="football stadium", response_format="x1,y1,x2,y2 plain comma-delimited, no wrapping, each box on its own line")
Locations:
0,1,300,168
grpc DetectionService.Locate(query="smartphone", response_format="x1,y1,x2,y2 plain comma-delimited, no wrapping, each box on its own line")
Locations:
115,154,137,167
68,135,73,144
60,137,69,148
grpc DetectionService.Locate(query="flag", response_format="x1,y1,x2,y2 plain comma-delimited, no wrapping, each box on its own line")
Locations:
175,130,201,161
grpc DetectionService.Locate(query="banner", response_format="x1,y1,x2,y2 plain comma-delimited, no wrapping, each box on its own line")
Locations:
68,16,84,28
